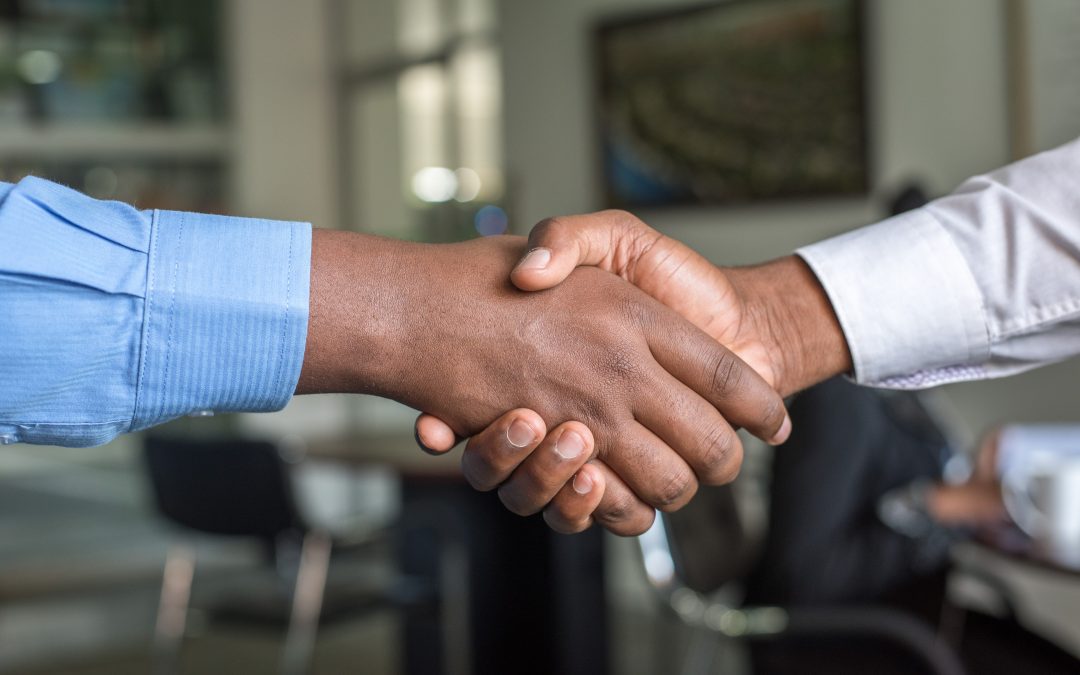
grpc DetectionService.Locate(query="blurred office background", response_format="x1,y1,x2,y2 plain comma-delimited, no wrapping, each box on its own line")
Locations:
1,0,1079,673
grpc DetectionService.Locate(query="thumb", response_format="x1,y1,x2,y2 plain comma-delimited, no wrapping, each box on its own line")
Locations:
414,413,462,455
510,210,656,292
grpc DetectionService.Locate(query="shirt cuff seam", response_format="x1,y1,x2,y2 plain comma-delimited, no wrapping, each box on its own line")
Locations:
131,208,164,433
273,220,297,398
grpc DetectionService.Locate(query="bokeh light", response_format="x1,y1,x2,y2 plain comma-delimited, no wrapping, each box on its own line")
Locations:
474,204,508,236
454,167,482,202
17,50,63,85
84,167,119,199
411,166,457,202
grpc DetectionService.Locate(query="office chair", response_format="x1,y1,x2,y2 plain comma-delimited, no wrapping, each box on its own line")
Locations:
143,436,451,675
637,381,968,675
639,495,965,675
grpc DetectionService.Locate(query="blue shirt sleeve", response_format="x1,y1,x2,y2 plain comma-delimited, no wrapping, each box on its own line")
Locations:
0,177,311,447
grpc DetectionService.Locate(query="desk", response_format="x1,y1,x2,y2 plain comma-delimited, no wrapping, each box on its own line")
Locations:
971,526,1080,578
308,434,610,675
950,531,1080,662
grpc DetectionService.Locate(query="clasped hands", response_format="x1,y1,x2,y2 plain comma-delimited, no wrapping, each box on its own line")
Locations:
410,211,853,535
299,211,850,536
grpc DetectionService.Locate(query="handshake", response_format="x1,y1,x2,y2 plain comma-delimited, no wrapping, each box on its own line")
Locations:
297,210,852,536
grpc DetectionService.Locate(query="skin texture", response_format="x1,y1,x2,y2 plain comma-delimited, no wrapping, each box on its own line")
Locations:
415,210,854,534
297,229,790,535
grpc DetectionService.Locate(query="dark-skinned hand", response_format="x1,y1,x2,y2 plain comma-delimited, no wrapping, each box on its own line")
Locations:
298,229,791,535
415,212,851,534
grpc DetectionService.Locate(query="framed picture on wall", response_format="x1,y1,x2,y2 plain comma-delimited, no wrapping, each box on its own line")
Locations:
1006,0,1080,160
593,0,868,209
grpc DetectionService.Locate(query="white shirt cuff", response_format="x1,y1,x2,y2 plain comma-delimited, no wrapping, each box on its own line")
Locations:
796,209,990,385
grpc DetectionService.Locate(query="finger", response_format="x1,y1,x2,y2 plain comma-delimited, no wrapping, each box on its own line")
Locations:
600,422,699,512
511,210,661,291
645,311,791,445
414,413,462,455
588,461,657,536
498,422,595,516
542,463,606,534
459,409,546,491
635,365,745,486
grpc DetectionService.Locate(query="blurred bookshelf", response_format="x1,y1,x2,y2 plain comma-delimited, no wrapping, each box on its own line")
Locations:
0,0,229,212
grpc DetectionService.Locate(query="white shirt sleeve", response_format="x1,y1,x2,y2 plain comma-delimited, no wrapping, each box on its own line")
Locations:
796,136,1080,389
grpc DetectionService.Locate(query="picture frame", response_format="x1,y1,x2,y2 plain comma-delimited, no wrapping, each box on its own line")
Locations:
593,0,869,209
1006,0,1080,160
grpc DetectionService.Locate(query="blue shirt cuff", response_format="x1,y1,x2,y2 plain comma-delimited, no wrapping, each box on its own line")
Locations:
131,209,311,431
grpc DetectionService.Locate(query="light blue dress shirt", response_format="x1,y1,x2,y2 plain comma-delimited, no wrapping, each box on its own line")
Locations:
0,177,311,447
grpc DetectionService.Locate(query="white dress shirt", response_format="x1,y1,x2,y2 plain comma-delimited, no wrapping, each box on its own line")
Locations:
797,136,1080,389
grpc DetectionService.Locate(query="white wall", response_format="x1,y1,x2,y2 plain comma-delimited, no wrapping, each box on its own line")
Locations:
499,0,1080,436
229,0,337,226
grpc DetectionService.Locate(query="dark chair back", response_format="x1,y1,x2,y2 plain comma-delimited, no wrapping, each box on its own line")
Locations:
144,436,303,538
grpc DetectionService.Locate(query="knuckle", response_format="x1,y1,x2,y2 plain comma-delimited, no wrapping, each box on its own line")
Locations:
543,509,587,535
760,395,786,433
594,491,638,527
699,429,744,485
577,399,608,432
651,468,697,512
460,452,502,492
708,350,745,399
601,209,642,230
497,485,538,517
524,461,570,496
614,290,648,321
531,216,568,242
604,208,635,228
605,343,641,381
614,509,656,537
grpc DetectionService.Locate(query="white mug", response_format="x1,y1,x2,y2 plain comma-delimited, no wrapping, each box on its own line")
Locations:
1000,427,1080,566
996,425,1080,481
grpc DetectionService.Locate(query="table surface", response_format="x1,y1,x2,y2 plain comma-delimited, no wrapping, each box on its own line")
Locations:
970,525,1080,577
304,431,465,476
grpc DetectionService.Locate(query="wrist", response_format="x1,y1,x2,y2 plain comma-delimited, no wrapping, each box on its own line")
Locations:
727,255,852,396
297,229,419,397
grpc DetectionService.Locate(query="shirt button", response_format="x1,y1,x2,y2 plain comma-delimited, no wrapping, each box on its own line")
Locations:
188,410,215,418
0,433,17,445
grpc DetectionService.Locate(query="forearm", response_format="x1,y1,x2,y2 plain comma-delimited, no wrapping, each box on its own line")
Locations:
727,255,852,397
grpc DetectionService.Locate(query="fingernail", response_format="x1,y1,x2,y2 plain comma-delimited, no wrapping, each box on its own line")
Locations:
573,471,593,495
506,418,536,448
516,247,551,272
555,429,586,460
769,415,792,446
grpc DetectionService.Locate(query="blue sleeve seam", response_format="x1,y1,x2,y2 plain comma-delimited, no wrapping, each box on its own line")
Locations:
273,222,295,395
5,419,131,427
159,211,185,417
130,210,160,431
